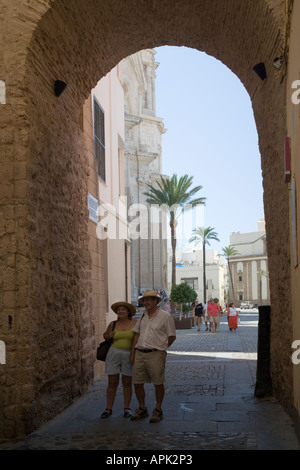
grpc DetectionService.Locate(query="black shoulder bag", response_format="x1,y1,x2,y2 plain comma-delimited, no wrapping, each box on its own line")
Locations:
96,321,117,361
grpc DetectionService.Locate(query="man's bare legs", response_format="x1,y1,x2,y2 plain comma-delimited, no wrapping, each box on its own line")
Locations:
134,382,164,411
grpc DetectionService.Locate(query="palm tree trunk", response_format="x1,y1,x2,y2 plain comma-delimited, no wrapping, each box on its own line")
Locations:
203,241,206,304
171,227,176,288
170,219,176,314
228,259,235,301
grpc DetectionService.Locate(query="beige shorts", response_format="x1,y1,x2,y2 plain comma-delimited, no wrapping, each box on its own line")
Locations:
209,316,218,324
133,349,167,385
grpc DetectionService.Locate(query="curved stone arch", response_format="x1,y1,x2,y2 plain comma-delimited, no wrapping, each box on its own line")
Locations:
0,0,293,438
24,0,287,108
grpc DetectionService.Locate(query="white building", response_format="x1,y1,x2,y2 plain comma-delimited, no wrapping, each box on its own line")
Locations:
82,62,130,376
169,247,226,306
123,49,168,303
228,218,270,306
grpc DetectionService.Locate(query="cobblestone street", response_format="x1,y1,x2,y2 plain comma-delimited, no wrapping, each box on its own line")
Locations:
1,312,299,452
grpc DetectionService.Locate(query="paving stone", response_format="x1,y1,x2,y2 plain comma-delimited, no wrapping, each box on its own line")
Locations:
0,314,299,451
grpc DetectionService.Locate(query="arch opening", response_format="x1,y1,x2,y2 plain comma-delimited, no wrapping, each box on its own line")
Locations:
0,0,293,438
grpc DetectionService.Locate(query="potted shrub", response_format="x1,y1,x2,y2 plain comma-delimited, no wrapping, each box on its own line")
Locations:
170,282,197,329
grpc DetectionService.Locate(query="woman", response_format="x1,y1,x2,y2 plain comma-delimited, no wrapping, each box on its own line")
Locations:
101,301,136,419
226,302,239,332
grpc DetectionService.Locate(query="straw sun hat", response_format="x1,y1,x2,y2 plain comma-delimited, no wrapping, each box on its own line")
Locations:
111,301,136,317
140,290,162,302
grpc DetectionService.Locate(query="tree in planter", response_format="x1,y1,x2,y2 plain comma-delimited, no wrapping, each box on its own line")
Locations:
170,282,197,320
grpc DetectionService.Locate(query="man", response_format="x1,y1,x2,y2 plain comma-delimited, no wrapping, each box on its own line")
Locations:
130,290,176,423
193,300,204,332
206,298,219,333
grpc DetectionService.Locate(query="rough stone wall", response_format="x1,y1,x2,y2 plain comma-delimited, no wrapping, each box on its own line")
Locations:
0,0,293,439
24,90,95,431
286,0,300,436
251,61,293,413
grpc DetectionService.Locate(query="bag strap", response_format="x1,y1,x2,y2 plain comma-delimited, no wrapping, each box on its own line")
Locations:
112,320,117,331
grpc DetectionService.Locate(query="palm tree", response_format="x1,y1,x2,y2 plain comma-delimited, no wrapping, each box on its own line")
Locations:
222,245,240,302
189,226,220,304
144,174,206,290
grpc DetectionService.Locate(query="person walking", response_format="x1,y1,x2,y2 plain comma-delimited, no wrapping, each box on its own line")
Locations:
130,290,176,423
203,302,209,331
216,300,223,332
193,300,204,332
206,298,219,333
101,301,137,419
224,301,231,330
225,302,239,332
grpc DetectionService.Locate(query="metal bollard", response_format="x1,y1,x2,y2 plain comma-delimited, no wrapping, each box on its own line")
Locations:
254,305,273,397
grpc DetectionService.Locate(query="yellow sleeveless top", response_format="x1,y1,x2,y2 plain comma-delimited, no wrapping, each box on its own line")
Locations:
112,329,135,350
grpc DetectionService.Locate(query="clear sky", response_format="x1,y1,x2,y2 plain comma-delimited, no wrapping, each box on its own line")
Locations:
154,46,265,255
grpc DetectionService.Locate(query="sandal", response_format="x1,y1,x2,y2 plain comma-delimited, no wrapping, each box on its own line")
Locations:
124,408,132,418
101,408,112,419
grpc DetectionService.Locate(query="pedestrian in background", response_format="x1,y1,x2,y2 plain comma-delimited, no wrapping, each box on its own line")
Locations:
225,302,239,332
101,301,137,419
216,300,223,332
224,301,231,331
130,290,176,423
203,302,209,331
193,300,204,332
207,298,219,333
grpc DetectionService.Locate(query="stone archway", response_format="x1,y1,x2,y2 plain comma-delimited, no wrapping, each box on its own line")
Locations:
0,0,293,439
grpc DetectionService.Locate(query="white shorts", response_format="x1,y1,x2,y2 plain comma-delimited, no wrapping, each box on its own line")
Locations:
105,346,133,376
